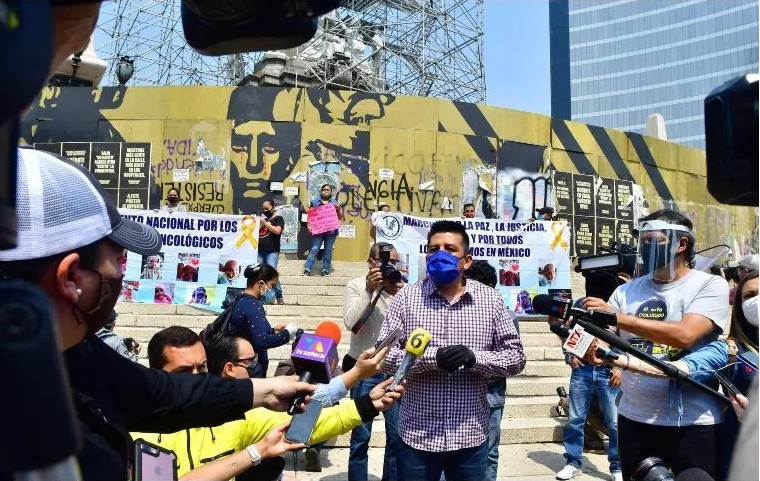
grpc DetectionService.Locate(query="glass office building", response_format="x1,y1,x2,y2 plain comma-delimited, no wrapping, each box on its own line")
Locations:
550,0,759,149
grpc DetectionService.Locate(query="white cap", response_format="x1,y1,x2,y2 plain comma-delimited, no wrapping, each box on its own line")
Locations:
0,148,161,261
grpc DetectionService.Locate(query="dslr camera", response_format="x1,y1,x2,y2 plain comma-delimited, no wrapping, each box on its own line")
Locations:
378,244,403,284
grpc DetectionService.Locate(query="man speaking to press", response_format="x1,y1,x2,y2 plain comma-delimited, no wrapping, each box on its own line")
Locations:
583,210,729,480
377,221,525,481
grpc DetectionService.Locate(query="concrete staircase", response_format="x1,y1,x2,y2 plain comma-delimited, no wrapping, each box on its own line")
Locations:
114,259,571,446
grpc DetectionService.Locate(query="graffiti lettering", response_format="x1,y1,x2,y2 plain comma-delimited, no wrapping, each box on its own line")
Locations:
152,157,196,179
163,138,193,156
337,172,452,218
511,176,551,220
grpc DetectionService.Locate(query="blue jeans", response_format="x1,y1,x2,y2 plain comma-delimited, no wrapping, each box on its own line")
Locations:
397,440,487,481
563,364,621,473
348,373,400,481
257,251,283,300
303,231,338,274
486,405,503,481
485,379,505,481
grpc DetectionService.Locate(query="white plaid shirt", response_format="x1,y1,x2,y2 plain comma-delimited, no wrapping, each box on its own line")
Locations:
380,277,525,452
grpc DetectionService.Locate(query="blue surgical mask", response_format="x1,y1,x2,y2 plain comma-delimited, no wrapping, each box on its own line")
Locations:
426,250,462,286
260,282,276,303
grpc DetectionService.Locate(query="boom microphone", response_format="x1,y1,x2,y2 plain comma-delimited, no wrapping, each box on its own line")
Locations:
387,328,432,391
287,325,340,415
533,294,618,327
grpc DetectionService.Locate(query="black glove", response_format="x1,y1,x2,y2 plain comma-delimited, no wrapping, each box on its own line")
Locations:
436,345,476,372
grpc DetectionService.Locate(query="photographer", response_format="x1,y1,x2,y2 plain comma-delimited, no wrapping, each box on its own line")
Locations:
343,242,404,481
584,210,730,480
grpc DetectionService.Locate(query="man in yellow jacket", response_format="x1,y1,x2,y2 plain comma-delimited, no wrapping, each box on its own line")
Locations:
132,327,399,480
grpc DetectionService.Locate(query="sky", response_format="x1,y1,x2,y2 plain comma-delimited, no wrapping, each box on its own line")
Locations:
483,0,551,116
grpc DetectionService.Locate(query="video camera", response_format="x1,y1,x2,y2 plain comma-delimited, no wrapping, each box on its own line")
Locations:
378,243,403,284
704,74,759,207
575,242,637,277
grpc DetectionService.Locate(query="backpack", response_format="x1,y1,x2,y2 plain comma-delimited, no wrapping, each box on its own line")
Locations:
199,293,253,342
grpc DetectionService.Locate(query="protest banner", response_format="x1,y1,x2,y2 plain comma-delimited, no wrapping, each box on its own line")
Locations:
373,213,572,315
308,203,341,235
117,209,259,311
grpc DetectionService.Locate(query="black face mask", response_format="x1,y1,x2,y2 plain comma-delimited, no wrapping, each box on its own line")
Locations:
263,209,273,219
245,362,264,379
78,270,123,334
640,241,671,274
167,196,179,204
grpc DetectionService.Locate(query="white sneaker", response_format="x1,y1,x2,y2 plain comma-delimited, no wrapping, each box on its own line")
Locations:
556,464,582,480
611,472,624,481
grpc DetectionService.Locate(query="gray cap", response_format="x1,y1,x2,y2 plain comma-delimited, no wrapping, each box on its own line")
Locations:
730,254,759,271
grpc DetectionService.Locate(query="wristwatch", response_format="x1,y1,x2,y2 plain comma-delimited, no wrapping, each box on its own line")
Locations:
246,445,262,466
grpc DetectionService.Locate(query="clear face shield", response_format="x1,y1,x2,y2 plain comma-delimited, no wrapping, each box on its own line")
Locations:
636,220,693,282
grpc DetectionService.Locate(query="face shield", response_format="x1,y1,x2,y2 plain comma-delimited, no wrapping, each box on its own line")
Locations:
636,220,693,282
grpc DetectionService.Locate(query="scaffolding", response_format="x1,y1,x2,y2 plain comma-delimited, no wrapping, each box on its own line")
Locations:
94,0,485,103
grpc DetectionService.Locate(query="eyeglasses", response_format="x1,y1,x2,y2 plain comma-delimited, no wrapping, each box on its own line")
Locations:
233,356,258,367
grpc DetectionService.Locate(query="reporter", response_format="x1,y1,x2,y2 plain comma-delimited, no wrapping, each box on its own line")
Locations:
133,329,403,481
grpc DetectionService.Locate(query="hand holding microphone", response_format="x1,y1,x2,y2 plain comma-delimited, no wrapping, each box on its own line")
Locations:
387,328,432,391
436,345,476,372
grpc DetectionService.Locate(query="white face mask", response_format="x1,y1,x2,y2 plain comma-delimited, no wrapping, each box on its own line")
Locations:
742,296,758,327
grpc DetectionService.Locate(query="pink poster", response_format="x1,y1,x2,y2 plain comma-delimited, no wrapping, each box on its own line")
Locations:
308,204,341,235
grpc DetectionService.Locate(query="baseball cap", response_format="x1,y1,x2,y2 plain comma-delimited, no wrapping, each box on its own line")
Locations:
0,148,161,261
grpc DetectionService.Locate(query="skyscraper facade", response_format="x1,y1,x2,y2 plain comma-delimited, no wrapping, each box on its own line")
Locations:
550,0,759,149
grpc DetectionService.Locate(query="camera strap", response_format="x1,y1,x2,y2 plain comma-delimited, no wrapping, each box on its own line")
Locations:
350,288,384,335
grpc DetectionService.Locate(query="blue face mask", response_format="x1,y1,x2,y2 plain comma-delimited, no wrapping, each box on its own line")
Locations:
426,250,462,286
260,282,276,303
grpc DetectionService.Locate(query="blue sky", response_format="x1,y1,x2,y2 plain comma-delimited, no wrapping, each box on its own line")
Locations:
484,1,550,115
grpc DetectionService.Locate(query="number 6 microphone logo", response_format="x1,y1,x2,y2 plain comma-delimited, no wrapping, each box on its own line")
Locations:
407,328,432,357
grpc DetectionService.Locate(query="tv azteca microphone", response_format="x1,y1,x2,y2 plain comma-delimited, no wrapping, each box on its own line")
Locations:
287,322,341,415
387,328,432,391
532,294,618,327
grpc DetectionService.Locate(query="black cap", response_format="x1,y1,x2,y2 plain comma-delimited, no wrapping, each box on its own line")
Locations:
536,207,555,215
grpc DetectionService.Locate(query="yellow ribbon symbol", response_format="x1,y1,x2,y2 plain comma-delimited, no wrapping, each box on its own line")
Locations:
235,215,259,249
550,221,569,251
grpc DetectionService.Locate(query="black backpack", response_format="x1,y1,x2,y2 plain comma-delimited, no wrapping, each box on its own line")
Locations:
199,293,252,342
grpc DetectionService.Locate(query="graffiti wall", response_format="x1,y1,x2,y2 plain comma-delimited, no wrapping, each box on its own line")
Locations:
21,85,757,261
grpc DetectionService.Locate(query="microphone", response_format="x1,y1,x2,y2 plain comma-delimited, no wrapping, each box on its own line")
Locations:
287,322,341,415
387,328,432,391
533,294,618,327
674,468,715,481
534,295,732,405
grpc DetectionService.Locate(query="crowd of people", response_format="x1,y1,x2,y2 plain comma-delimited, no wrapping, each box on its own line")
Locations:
3,3,756,481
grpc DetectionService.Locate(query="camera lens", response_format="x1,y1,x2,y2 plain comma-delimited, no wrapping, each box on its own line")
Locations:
632,457,674,481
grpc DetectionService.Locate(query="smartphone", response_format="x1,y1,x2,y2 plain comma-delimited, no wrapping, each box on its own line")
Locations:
285,400,323,445
713,371,742,397
737,351,758,373
374,327,403,357
133,438,177,481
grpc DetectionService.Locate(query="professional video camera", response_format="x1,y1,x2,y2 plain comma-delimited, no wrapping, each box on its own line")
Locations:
0,1,341,479
704,74,758,207
631,457,717,481
575,242,637,278
378,243,403,284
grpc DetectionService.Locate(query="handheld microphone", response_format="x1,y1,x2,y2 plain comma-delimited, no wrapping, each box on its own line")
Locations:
533,295,732,405
533,294,618,327
287,322,341,415
562,324,619,361
387,328,432,391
